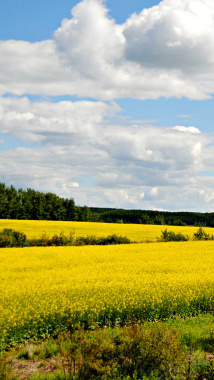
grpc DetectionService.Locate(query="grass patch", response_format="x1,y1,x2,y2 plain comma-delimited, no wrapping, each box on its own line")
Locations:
3,316,214,379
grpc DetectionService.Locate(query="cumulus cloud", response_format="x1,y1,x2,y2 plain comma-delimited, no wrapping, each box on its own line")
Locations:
1,0,214,211
1,0,214,99
54,0,124,80
0,96,119,144
123,0,214,73
1,96,214,211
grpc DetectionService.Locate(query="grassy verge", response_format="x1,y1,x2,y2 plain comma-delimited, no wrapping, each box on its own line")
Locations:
2,314,214,380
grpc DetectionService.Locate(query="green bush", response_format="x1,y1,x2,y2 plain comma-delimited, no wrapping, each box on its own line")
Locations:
99,234,131,245
0,229,131,248
193,227,214,241
157,229,189,242
74,234,131,246
58,324,187,379
0,228,27,248
49,231,75,246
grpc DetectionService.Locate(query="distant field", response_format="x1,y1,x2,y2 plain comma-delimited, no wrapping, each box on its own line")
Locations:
1,240,214,349
0,219,213,242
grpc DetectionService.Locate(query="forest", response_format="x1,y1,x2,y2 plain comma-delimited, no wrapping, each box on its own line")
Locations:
1,182,214,226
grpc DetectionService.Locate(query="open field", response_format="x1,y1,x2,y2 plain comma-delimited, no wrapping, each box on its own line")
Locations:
0,219,214,242
1,239,214,351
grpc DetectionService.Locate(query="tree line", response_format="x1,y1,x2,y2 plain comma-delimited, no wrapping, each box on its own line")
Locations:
1,183,214,226
0,183,89,221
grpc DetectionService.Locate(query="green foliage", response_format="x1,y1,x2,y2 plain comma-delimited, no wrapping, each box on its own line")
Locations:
157,229,189,242
0,183,79,221
0,228,27,247
57,324,187,380
193,227,214,241
0,355,8,380
173,219,187,226
4,317,214,379
75,234,131,246
49,231,75,247
153,215,165,225
0,229,131,248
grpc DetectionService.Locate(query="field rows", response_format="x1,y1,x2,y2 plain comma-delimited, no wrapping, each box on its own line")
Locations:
1,240,214,349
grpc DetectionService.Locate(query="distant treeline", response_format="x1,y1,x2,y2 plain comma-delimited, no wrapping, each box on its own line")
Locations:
92,208,214,227
1,183,214,226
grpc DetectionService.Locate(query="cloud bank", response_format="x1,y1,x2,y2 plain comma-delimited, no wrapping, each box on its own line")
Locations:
1,0,214,211
1,96,214,211
1,0,214,100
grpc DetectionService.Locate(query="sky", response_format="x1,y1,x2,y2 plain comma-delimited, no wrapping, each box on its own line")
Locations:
1,0,214,212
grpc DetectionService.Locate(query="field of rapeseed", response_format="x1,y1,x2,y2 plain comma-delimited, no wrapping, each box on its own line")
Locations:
1,240,214,350
0,218,213,242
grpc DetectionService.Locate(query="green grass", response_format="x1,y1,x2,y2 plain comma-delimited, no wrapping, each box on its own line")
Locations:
164,313,214,352
2,314,214,380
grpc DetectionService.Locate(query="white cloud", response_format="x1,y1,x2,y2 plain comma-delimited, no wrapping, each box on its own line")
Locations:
172,126,201,133
1,0,214,211
1,96,214,211
150,187,158,197
54,0,124,80
123,0,214,73
0,96,116,144
1,0,214,99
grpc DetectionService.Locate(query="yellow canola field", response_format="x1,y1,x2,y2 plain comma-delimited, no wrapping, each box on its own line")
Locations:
0,219,213,242
1,240,214,348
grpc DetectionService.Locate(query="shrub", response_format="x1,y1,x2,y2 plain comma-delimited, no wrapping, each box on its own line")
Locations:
98,234,131,245
0,228,27,247
2,230,131,248
58,324,187,379
74,234,131,246
193,227,214,241
28,231,75,247
49,231,75,246
157,229,189,242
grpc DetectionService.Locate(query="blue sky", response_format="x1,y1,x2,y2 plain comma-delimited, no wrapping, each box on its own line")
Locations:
0,0,214,212
0,1,160,41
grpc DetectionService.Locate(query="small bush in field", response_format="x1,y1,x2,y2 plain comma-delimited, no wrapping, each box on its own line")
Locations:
49,231,75,246
99,234,131,245
193,227,214,241
75,234,131,246
157,229,189,242
0,228,27,247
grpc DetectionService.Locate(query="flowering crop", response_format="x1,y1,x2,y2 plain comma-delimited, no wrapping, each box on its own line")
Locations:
1,240,214,349
0,219,213,242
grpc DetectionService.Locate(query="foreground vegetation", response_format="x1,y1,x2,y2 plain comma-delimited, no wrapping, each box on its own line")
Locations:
2,316,214,379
